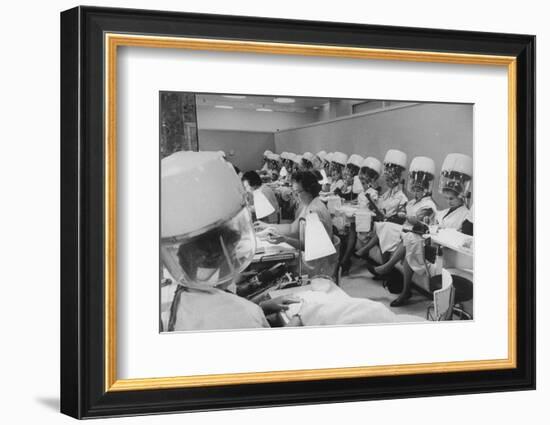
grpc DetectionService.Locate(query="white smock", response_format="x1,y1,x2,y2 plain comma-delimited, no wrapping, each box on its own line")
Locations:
435,204,470,230
375,196,436,254
168,285,269,331
403,204,469,276
378,186,408,217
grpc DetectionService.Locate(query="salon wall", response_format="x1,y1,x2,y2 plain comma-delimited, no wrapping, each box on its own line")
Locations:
197,105,319,132
198,129,275,171
274,103,473,205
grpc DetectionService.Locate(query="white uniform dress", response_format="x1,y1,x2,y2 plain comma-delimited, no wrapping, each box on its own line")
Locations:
377,186,408,217
167,285,269,332
435,205,470,230
403,204,470,276
375,195,436,254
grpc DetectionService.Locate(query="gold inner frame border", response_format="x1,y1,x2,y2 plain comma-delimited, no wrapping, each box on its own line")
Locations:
104,33,517,392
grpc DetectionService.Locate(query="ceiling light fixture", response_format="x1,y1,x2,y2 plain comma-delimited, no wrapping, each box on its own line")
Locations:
222,95,247,99
214,105,234,109
273,97,295,104
256,108,273,112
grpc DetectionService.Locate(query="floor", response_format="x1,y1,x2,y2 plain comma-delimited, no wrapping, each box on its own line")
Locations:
339,257,432,321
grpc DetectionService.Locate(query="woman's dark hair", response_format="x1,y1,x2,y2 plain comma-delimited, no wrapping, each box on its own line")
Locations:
241,170,262,188
291,171,321,198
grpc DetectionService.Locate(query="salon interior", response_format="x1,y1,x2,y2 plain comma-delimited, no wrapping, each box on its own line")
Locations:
160,92,474,332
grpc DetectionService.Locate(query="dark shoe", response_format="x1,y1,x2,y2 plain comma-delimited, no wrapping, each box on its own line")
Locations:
390,291,412,307
340,261,351,276
363,258,380,276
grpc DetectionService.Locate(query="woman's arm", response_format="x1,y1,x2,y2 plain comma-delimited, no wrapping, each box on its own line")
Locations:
261,216,300,236
280,234,302,250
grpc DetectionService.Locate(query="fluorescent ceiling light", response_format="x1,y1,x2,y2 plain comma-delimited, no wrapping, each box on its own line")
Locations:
273,97,295,104
222,95,246,99
256,108,273,112
215,105,234,109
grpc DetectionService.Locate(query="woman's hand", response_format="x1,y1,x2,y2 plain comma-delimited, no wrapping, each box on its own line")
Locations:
267,233,285,244
254,221,269,231
260,295,301,315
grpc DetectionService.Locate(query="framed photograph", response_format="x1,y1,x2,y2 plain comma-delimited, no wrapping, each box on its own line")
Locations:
60,6,535,419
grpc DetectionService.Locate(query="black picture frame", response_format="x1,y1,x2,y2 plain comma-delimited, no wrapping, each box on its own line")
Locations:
61,5,535,419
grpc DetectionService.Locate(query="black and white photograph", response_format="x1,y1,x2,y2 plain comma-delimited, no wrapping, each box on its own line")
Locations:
160,92,474,332
55,3,536,420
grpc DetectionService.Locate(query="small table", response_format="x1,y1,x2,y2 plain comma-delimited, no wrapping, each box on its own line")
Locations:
430,229,473,273
429,229,474,317
251,236,299,264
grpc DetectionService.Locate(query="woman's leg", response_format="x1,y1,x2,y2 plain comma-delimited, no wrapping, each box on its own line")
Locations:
390,257,413,307
374,242,405,275
340,223,357,275
355,234,378,258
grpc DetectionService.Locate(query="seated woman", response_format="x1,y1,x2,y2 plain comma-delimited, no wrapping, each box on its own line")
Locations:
337,154,365,274
340,154,364,202
242,170,280,224
390,153,473,307
434,184,470,230
256,171,333,249
328,152,348,195
372,158,437,280
355,149,409,263
357,157,383,210
395,183,472,307
256,171,338,278
357,157,439,305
